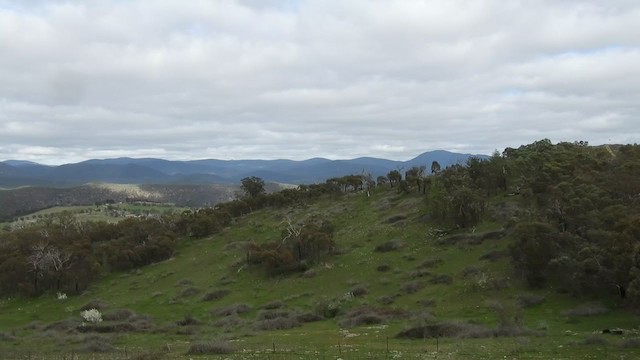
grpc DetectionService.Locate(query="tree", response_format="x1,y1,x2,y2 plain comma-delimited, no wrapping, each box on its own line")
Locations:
387,170,402,187
431,161,441,174
240,176,266,198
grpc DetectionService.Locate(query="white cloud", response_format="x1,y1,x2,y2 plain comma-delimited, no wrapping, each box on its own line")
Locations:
0,0,638,164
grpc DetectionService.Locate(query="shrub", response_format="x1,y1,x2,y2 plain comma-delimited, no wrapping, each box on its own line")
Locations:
79,299,109,311
339,306,407,328
175,279,194,287
417,258,443,269
374,240,403,252
77,335,114,353
257,310,293,320
81,309,103,323
176,314,202,326
402,281,423,294
621,338,640,348
44,318,82,332
214,315,244,328
177,287,201,298
430,274,453,285
261,300,284,310
0,332,16,341
378,296,394,305
187,340,234,355
254,317,300,331
562,304,609,317
479,250,508,262
296,312,322,323
202,289,230,302
517,294,545,308
376,264,391,272
417,299,436,307
102,309,135,321
396,321,493,339
212,303,252,317
584,335,608,346
409,269,431,278
350,285,369,298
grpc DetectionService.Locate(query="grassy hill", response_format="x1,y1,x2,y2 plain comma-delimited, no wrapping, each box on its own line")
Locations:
1,184,639,359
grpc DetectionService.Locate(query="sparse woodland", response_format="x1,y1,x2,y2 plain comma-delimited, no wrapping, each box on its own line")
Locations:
0,140,639,303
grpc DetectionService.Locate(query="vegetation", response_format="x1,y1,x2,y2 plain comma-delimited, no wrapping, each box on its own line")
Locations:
0,140,639,358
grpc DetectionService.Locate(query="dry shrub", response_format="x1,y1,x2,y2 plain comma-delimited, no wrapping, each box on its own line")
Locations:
212,303,252,317
102,308,136,321
461,266,481,277
376,264,391,272
562,304,609,317
77,335,114,353
409,269,431,279
0,332,16,341
339,306,407,328
45,318,82,332
479,250,508,262
385,214,407,224
202,289,230,302
257,310,293,320
517,294,545,308
621,338,640,348
584,335,609,345
214,315,244,328
374,239,403,252
417,258,443,269
176,314,203,326
22,321,44,330
430,274,453,285
261,300,284,310
132,352,166,360
417,299,436,307
175,279,194,287
402,280,424,294
350,285,369,298
187,340,234,355
396,321,493,339
378,296,394,305
302,269,317,278
79,299,109,311
254,317,300,331
178,287,201,298
296,312,323,323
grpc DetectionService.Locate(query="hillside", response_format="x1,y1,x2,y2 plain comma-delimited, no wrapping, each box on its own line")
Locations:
0,150,487,188
0,140,639,359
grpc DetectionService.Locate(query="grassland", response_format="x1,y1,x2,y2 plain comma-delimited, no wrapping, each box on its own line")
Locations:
0,188,639,359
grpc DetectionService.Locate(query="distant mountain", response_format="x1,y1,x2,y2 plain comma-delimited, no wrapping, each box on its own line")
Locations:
0,151,488,188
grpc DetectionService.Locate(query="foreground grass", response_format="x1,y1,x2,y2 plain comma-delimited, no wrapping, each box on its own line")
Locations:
1,188,639,359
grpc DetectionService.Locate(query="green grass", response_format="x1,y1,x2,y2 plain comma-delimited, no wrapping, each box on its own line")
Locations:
1,187,639,359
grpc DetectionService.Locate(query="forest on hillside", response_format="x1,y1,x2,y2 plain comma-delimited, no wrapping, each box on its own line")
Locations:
0,140,639,306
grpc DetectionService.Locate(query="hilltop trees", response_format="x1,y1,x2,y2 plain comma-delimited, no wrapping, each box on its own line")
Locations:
240,176,266,198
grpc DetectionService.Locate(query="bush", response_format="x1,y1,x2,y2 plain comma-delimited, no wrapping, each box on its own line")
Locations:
0,332,16,341
214,315,244,328
562,304,609,317
202,289,230,302
81,309,103,323
187,340,234,355
621,338,640,348
350,285,369,298
517,294,545,308
102,309,135,321
261,300,284,310
254,317,300,331
176,314,202,326
212,303,252,317
396,321,493,339
296,312,323,323
584,335,609,345
376,264,391,272
417,258,443,269
402,281,423,294
430,274,453,285
339,306,406,328
374,240,403,252
77,335,114,353
79,299,109,311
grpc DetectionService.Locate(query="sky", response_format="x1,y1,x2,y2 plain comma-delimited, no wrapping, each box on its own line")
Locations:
0,0,638,165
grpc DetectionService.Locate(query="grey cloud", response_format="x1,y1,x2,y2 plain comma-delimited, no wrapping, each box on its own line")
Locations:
0,0,639,165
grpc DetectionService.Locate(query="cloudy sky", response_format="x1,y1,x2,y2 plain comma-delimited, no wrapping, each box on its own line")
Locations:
0,0,638,164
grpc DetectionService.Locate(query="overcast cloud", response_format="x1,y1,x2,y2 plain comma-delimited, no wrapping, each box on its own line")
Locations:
0,0,638,164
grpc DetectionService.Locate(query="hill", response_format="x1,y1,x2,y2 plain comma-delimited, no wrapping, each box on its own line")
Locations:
0,140,639,358
0,150,487,188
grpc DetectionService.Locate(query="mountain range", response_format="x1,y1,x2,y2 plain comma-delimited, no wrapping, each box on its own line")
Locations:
0,150,488,188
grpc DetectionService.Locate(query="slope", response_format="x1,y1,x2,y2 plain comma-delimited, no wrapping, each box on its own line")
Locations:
1,186,638,359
